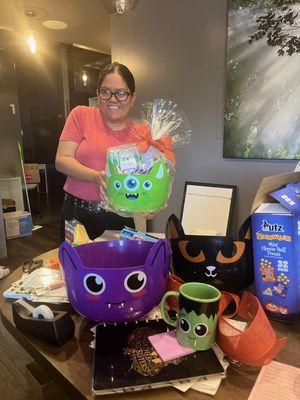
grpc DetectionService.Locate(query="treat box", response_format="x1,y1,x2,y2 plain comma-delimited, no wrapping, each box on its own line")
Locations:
4,211,32,239
251,172,300,322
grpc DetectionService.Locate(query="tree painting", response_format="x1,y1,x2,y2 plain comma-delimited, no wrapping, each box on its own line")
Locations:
224,0,300,159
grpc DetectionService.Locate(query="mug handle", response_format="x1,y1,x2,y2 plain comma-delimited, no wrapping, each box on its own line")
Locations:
160,291,179,327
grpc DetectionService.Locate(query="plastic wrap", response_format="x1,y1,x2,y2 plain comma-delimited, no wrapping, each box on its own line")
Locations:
103,99,191,217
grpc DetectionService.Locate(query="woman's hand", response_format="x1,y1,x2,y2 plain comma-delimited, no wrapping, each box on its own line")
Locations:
94,170,108,202
94,170,107,190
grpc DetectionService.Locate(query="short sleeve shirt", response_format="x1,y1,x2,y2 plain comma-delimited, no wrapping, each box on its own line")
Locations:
59,105,138,201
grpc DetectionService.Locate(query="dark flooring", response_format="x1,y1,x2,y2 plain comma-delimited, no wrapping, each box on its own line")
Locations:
0,193,63,400
2,190,63,270
26,189,63,225
2,221,61,272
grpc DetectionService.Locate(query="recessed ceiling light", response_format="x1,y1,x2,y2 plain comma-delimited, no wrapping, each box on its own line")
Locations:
43,20,68,30
25,10,38,18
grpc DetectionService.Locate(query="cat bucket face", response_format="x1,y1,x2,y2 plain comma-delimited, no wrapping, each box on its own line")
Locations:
107,159,170,213
165,214,254,292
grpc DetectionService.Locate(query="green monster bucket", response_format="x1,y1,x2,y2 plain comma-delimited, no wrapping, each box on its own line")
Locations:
106,148,171,215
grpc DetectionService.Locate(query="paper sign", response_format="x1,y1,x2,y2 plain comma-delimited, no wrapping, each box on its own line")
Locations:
248,361,300,400
148,330,196,362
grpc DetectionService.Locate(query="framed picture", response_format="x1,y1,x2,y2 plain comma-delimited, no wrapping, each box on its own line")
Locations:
180,182,236,236
224,0,300,160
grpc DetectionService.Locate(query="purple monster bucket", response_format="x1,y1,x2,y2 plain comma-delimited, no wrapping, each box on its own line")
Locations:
58,239,171,323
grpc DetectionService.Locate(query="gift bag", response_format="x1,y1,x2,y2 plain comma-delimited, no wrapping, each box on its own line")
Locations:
104,99,191,217
217,291,286,367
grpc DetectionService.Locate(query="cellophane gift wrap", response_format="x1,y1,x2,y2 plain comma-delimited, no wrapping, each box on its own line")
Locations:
104,99,191,217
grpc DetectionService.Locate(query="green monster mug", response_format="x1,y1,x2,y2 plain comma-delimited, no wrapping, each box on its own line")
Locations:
160,282,221,350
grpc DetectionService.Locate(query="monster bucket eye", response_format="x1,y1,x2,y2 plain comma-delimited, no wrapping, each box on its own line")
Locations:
124,176,139,191
124,271,147,293
83,273,106,295
114,180,121,190
143,180,152,190
179,318,190,333
194,323,208,337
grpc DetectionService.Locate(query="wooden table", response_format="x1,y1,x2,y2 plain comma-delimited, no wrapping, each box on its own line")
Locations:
0,248,299,400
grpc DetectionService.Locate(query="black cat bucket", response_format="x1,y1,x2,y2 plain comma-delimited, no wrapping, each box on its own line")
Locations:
165,214,254,292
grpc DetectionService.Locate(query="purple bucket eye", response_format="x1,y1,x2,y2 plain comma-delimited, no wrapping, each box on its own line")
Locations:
83,273,106,295
124,271,147,293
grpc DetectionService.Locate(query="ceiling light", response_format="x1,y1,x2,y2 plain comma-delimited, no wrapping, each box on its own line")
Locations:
27,34,36,54
114,0,126,14
24,10,37,18
82,72,88,86
43,20,68,30
102,0,139,15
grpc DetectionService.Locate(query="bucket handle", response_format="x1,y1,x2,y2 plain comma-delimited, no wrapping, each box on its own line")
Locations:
58,241,83,272
145,239,171,277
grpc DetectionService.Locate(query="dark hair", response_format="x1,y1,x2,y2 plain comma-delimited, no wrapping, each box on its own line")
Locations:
97,62,135,93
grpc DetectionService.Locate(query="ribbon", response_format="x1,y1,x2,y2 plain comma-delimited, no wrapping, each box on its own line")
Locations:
133,123,176,164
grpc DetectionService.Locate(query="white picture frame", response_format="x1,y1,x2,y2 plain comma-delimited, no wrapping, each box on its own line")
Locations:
0,177,24,211
180,182,236,236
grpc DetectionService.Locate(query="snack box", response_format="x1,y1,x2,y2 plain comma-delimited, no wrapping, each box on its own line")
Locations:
4,211,32,239
251,172,300,322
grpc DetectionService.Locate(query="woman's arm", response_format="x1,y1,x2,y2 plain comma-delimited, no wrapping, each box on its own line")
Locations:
55,140,106,188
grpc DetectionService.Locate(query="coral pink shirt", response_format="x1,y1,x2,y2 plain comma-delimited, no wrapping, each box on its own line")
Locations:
59,105,138,201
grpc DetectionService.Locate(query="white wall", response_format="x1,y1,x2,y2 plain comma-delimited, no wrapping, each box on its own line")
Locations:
0,49,22,179
111,0,296,233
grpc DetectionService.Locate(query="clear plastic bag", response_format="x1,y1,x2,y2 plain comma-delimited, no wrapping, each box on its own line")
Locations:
103,99,191,217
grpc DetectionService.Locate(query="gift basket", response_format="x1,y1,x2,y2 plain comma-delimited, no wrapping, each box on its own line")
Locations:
104,99,191,217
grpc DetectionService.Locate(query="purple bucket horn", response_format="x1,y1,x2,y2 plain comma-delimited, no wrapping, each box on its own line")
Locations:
58,239,171,323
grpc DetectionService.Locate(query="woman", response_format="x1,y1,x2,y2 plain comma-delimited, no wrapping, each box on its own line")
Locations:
55,62,138,240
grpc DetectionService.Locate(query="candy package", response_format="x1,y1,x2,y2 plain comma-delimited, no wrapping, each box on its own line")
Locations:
103,99,191,217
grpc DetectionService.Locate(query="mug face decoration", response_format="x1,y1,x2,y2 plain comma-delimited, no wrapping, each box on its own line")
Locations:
107,156,171,214
178,302,218,350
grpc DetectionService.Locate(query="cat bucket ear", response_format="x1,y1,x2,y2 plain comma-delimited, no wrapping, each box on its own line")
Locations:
152,160,167,180
165,214,185,240
238,216,252,241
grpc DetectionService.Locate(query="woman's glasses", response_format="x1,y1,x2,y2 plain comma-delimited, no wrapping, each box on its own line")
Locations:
97,88,131,102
